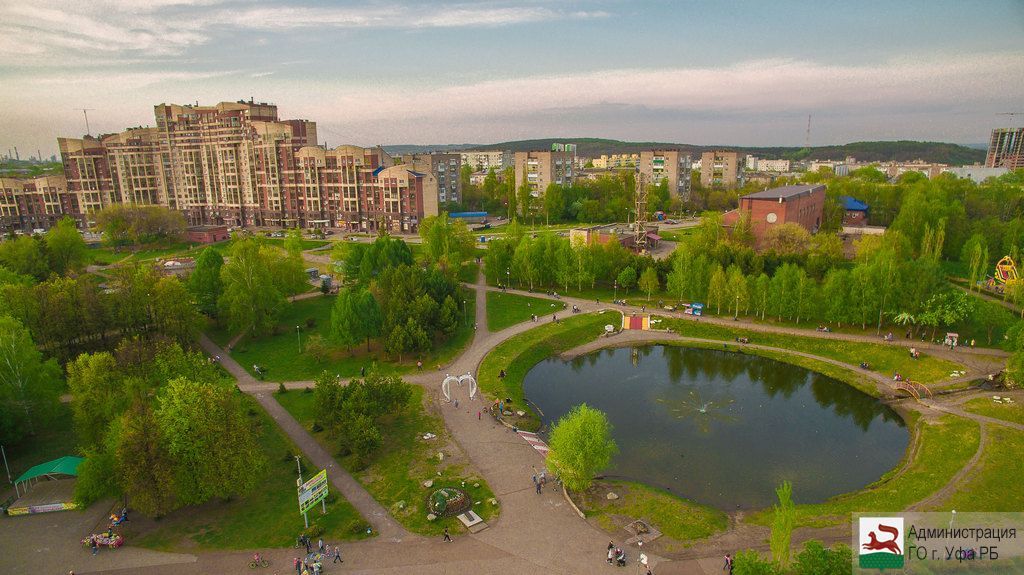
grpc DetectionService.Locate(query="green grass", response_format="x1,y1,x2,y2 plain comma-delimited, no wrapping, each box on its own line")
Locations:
262,237,330,251
132,394,368,550
656,228,695,242
276,387,499,535
962,397,1024,425
3,404,79,483
485,291,561,331
457,262,480,284
657,316,962,385
578,480,727,544
747,415,980,528
477,311,616,431
228,290,476,381
86,247,129,266
941,426,1024,511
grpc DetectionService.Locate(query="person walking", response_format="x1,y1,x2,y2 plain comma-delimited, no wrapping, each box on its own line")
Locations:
443,527,452,542
477,410,481,420
540,470,546,487
318,537,324,555
90,536,98,556
294,557,301,573
723,553,734,574
333,545,343,563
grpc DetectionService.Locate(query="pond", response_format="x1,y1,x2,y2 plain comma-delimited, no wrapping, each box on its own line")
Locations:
523,345,909,510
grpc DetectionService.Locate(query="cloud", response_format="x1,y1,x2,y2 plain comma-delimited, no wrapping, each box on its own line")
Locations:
0,1,608,63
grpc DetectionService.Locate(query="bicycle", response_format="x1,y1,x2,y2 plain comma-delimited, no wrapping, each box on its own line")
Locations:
248,553,270,569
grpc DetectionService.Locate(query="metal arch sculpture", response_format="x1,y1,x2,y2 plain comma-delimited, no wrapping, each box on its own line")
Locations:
441,372,478,402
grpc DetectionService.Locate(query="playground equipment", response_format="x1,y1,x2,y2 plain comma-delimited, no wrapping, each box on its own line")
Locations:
994,256,1020,286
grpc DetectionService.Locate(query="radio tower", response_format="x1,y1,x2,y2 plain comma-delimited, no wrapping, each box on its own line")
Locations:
633,169,649,253
805,114,812,149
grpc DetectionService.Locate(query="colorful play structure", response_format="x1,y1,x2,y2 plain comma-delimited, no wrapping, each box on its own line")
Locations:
992,255,1020,289
622,314,651,331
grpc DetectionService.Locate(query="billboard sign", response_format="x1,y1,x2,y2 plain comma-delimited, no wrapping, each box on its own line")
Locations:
297,469,328,515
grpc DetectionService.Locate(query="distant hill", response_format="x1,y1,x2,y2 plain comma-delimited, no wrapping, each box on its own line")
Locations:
381,144,480,155
382,138,986,166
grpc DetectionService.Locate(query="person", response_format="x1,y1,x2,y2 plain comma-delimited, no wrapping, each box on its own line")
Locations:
616,548,626,567
91,535,98,556
607,545,615,564
120,506,129,522
304,534,312,554
443,527,452,542
333,545,343,563
724,553,734,574
971,338,975,348
499,369,506,378
360,366,366,377
477,410,481,420
539,470,546,486
318,537,324,554
417,360,422,370
454,398,459,408
294,557,301,573
253,552,262,565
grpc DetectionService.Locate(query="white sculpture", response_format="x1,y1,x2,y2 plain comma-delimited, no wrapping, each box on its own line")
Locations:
441,372,478,402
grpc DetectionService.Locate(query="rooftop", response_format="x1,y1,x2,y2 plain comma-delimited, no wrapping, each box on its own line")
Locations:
742,184,825,201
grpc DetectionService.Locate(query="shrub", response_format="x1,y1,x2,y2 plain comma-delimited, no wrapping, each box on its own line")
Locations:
277,382,288,394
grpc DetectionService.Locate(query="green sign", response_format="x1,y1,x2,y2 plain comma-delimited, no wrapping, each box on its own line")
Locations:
298,469,328,515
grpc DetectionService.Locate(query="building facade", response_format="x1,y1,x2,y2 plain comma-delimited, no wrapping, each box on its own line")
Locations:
459,150,511,171
401,153,461,205
513,148,575,196
56,101,438,233
756,159,791,172
700,150,742,188
592,153,639,169
722,184,825,245
986,128,1024,170
639,150,692,199
0,175,75,233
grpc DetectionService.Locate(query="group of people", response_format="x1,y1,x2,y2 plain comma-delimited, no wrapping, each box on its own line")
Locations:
293,537,342,575
531,469,547,494
606,542,627,567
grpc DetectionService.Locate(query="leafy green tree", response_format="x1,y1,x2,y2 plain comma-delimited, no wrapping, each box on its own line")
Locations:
116,400,177,517
547,404,617,492
616,266,637,294
770,480,796,569
517,176,533,221
793,541,852,575
543,183,565,224
385,322,412,362
305,334,329,364
728,265,749,317
284,228,304,258
731,210,755,247
219,238,286,336
419,212,475,270
439,295,460,334
638,267,660,302
73,447,119,507
733,550,780,575
0,316,62,444
155,377,265,505
764,223,811,256
67,352,129,448
707,264,729,314
188,247,224,315
152,276,203,344
504,167,518,219
45,217,87,275
0,235,49,280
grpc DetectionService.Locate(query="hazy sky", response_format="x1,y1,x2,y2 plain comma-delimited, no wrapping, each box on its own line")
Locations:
2,0,1024,158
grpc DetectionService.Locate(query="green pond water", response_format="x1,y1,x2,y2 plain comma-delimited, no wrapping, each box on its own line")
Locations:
523,345,909,510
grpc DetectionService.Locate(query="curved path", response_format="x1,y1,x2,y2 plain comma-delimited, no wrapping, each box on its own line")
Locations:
44,269,1013,575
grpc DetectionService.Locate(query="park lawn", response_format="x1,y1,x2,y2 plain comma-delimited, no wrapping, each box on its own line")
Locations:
578,480,727,545
2,404,79,486
962,397,1024,426
657,316,961,385
747,414,980,528
656,228,695,242
86,247,129,266
262,237,330,251
485,291,562,332
229,289,477,381
276,387,499,536
457,261,480,284
940,426,1024,512
477,311,616,431
132,394,368,551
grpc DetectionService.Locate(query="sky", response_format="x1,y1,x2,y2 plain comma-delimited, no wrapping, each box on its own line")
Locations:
2,0,1024,158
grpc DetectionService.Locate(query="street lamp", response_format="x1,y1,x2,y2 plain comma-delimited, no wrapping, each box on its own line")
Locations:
462,299,467,324
614,281,619,299
734,294,740,320
296,325,302,353
506,268,510,289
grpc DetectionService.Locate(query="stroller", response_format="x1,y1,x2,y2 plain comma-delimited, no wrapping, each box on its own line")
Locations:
615,548,627,567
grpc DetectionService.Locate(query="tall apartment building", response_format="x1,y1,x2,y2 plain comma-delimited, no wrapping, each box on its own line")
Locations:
986,128,1024,170
592,154,639,169
700,150,742,189
0,175,75,233
401,153,461,205
514,146,575,196
460,150,511,171
57,100,438,233
756,159,791,172
639,150,692,199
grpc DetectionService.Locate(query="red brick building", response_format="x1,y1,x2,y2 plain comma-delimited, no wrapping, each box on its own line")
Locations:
186,225,230,244
723,184,825,245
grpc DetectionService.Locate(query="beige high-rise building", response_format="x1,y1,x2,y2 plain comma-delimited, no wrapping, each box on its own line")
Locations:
700,150,742,188
986,127,1024,170
401,153,461,205
460,150,511,171
0,175,73,233
514,148,575,196
639,150,692,199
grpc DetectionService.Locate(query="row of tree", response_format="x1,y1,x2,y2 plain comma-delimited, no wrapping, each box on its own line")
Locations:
0,217,89,279
312,371,413,465
93,204,187,248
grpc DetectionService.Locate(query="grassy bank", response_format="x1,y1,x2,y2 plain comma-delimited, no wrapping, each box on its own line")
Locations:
747,414,980,528
276,386,499,536
133,394,368,550
477,311,616,431
657,316,961,385
962,397,1024,425
227,289,476,381
940,426,1024,512
485,291,561,331
577,480,727,546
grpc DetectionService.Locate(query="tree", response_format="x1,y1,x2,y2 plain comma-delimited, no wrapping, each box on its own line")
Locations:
707,264,729,314
0,235,49,280
770,480,796,570
728,265,749,318
188,247,224,315
517,175,533,221
116,400,177,517
45,217,87,275
67,352,129,448
543,183,565,224
731,210,755,247
763,223,811,256
219,237,286,336
546,404,617,492
616,266,637,294
0,316,62,444
733,550,780,575
283,228,304,258
305,334,329,364
638,267,660,302
152,276,203,345
505,167,518,219
419,212,474,270
154,377,265,505
793,541,852,575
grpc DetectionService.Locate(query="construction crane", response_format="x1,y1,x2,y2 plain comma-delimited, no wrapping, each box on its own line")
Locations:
75,108,96,136
633,169,649,254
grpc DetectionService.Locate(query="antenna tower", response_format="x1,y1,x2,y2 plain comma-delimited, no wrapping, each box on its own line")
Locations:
805,114,812,149
75,108,96,136
633,170,649,253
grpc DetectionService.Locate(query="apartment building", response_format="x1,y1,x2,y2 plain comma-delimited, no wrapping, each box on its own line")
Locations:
0,175,75,233
639,150,692,199
401,153,461,205
986,127,1024,170
460,150,512,171
514,147,575,196
56,100,438,233
700,150,742,188
756,159,791,172
592,153,639,169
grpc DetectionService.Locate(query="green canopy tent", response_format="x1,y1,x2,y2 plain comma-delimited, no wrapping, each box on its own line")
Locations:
14,455,83,498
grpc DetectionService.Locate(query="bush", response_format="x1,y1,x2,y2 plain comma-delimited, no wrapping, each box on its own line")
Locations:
733,550,779,575
302,523,324,539
277,382,288,394
350,522,372,535
306,317,316,328
303,386,314,394
311,422,324,433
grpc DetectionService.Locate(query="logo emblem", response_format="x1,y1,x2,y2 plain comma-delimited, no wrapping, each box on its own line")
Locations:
859,517,905,570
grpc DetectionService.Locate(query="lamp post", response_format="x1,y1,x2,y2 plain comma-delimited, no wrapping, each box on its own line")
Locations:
614,281,619,299
296,325,301,353
506,268,510,289
734,294,740,320
462,299,467,324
